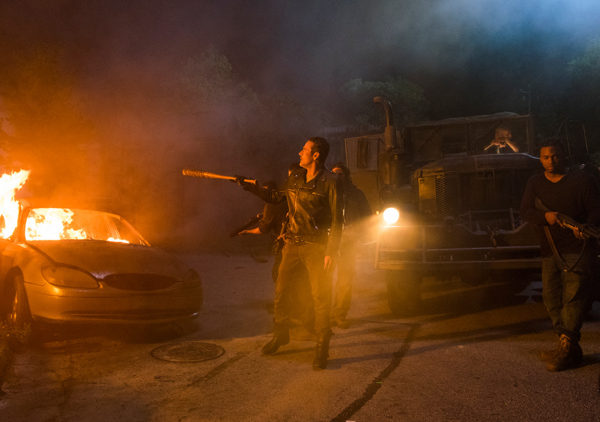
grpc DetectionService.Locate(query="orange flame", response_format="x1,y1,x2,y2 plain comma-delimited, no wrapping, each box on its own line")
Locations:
0,169,130,244
0,170,30,238
26,208,87,240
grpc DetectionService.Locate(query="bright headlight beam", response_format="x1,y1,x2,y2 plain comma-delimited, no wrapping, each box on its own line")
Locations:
382,207,400,225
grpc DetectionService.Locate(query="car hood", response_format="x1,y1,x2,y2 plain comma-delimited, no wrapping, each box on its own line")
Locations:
28,241,191,279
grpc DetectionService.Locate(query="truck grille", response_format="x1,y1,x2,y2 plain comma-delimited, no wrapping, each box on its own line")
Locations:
435,175,448,216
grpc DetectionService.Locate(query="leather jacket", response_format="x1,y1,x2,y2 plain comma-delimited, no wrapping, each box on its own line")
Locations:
256,167,343,257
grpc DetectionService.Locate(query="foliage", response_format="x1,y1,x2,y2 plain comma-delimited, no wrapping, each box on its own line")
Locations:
567,39,600,121
339,77,429,128
565,38,600,152
0,45,90,151
175,46,259,113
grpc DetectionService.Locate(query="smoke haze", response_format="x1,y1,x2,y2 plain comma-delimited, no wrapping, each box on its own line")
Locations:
1,0,599,248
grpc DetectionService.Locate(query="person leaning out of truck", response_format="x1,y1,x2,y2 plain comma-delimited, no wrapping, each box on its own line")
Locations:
484,125,519,153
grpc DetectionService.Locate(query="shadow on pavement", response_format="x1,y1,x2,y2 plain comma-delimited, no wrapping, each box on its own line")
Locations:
27,318,201,352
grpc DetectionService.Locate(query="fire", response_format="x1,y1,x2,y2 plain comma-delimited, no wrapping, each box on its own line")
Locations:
107,237,129,243
25,209,130,244
0,169,30,238
26,208,87,240
0,169,130,244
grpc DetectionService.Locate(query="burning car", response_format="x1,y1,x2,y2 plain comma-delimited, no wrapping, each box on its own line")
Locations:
0,171,203,334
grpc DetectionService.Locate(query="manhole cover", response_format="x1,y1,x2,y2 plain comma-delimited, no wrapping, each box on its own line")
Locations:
151,341,225,363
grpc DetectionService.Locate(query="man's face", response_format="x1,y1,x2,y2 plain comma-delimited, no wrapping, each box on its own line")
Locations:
540,146,563,174
299,141,317,168
495,128,512,145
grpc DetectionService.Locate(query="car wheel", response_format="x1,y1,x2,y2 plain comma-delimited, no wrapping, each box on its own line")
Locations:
5,274,33,346
385,270,421,316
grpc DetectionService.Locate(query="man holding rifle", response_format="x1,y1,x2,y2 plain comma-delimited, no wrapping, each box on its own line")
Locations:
239,137,343,370
520,139,600,371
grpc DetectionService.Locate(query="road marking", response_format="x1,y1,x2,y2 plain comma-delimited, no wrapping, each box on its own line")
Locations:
187,352,249,386
330,323,420,422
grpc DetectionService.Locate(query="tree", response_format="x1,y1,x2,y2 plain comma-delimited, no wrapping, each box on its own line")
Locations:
0,45,91,155
175,46,258,117
565,38,600,155
567,39,600,123
339,76,429,128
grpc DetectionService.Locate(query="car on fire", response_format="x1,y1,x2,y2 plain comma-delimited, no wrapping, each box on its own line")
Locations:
0,203,203,336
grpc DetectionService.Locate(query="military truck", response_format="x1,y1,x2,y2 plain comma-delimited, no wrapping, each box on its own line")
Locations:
344,97,541,314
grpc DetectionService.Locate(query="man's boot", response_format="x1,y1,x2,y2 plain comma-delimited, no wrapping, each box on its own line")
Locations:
539,336,583,364
539,334,560,363
312,331,332,370
545,334,582,372
538,348,556,363
262,325,289,355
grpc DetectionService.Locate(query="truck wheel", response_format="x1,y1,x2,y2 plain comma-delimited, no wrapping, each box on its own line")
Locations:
385,270,421,316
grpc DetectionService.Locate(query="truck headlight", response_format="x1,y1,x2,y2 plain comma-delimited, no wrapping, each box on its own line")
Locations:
382,207,400,225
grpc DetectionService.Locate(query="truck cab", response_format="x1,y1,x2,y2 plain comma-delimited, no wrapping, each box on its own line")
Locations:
344,98,541,314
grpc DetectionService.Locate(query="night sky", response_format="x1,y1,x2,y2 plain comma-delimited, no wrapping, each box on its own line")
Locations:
3,1,600,112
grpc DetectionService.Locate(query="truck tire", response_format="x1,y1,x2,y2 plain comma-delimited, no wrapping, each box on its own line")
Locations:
385,270,421,316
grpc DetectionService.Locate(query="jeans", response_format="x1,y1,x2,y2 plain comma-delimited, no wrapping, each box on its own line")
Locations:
273,242,333,337
541,252,593,341
333,239,358,320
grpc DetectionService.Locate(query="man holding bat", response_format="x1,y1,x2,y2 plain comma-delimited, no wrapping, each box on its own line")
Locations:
240,137,343,370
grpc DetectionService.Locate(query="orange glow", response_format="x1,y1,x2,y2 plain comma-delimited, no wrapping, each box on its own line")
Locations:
0,169,30,238
26,208,87,240
107,237,129,244
25,209,130,243
0,169,131,243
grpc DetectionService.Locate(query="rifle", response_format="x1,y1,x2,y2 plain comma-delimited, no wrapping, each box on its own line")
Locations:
230,213,263,237
182,169,257,185
534,197,600,239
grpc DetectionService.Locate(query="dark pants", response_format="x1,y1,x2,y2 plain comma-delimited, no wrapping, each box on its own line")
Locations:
542,252,593,342
333,239,357,320
274,242,332,337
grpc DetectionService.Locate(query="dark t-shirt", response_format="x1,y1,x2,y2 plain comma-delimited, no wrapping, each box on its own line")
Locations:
520,169,600,256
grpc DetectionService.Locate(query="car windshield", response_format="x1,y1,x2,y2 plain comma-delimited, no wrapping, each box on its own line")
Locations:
24,208,150,246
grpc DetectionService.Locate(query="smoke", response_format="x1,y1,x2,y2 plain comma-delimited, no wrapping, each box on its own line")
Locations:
1,0,600,249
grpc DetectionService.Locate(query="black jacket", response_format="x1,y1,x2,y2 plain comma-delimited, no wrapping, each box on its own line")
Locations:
253,167,343,257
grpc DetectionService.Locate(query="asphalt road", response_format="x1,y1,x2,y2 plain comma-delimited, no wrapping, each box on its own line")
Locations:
1,251,599,421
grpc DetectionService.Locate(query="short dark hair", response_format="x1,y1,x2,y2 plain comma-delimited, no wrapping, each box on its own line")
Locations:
308,136,329,166
539,138,565,155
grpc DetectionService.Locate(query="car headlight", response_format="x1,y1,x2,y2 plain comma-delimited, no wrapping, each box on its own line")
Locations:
382,207,400,225
42,265,99,289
